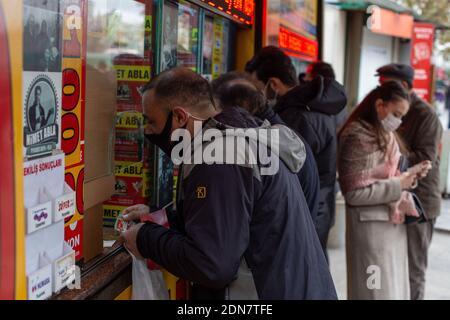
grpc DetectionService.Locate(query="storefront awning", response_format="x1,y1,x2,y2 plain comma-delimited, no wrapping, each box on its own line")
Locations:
328,0,413,14
328,0,450,30
328,0,415,38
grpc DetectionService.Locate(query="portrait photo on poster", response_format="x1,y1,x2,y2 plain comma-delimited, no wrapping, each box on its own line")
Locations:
23,73,62,158
160,1,178,71
23,0,62,72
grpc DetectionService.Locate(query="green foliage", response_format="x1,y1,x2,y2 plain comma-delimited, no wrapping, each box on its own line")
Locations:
397,0,450,59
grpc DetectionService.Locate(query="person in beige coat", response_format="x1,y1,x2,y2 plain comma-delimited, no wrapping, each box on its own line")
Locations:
338,82,431,300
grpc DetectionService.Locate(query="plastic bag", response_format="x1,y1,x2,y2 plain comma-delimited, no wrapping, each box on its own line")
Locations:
130,253,169,300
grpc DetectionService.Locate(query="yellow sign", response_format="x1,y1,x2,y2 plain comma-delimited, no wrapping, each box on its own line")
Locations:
212,17,224,80
114,65,151,82
145,15,152,32
116,112,145,129
103,204,128,227
115,161,145,178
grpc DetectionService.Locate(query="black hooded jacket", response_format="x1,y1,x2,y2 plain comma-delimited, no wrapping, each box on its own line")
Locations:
256,105,320,224
136,107,337,299
273,76,347,245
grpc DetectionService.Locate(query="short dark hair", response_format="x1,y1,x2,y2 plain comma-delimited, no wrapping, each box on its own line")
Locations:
308,61,335,80
140,67,215,112
35,86,42,94
212,71,265,114
245,46,298,87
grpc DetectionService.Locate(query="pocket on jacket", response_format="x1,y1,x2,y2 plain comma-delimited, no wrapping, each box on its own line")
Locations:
356,205,390,222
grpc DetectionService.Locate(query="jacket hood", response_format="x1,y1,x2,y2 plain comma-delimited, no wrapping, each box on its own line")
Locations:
205,107,306,174
274,76,347,116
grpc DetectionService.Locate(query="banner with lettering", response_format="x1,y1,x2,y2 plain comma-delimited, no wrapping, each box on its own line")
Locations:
411,22,435,103
61,0,86,262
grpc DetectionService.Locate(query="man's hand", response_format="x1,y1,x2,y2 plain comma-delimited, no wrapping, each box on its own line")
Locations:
122,204,150,222
118,223,145,259
417,160,432,179
408,160,432,180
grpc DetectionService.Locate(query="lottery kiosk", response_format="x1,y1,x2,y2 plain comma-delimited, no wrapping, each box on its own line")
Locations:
0,0,256,300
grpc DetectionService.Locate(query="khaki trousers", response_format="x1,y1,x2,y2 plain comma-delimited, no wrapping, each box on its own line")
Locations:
407,219,436,300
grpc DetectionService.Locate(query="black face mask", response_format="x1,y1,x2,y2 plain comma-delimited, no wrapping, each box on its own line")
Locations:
145,112,173,155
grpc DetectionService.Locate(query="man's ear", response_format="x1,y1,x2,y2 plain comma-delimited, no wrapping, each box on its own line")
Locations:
401,80,413,92
172,106,190,128
268,77,282,92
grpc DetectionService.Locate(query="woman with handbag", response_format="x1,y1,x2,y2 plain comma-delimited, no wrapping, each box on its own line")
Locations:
338,81,431,300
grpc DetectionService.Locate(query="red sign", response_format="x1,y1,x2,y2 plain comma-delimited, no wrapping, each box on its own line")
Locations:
411,23,434,102
278,26,318,61
194,0,254,25
65,218,83,260
0,2,15,299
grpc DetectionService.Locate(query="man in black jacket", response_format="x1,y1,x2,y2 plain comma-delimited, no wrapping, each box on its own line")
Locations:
246,47,348,259
211,71,320,225
120,67,337,300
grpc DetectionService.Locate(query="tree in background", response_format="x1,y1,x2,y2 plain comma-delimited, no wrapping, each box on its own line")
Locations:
397,0,450,59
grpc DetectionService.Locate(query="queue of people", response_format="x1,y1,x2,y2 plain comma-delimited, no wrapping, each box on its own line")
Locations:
119,46,443,300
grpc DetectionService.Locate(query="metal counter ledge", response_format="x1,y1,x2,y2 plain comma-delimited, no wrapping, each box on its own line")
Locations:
53,245,132,300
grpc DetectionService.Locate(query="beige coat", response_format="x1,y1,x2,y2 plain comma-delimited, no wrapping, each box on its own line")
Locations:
344,178,410,300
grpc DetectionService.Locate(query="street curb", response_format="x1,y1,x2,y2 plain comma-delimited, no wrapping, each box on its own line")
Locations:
435,227,450,234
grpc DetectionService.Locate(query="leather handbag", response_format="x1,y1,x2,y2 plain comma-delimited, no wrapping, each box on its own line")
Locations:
405,192,428,224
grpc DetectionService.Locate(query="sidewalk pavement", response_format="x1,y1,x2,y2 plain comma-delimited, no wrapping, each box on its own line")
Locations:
329,199,450,300
436,199,450,232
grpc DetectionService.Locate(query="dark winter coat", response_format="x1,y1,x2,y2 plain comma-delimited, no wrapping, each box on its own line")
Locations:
137,107,337,299
273,76,347,250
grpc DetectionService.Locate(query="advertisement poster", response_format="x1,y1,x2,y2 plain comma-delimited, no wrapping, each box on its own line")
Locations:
113,55,151,112
64,161,84,260
212,17,224,80
411,22,435,103
61,0,86,262
177,1,198,71
161,1,178,71
202,16,214,79
156,152,173,208
23,72,62,158
65,218,83,260
23,1,63,159
115,111,145,161
23,0,62,72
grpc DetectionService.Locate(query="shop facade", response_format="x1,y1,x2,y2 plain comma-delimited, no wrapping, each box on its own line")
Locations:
0,0,259,300
329,0,436,108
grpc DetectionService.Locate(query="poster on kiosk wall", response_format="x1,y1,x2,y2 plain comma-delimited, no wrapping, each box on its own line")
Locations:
21,1,77,299
23,0,62,159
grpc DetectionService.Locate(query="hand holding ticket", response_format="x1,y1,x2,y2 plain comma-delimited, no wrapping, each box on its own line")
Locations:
113,203,171,249
114,214,133,233
117,202,172,233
